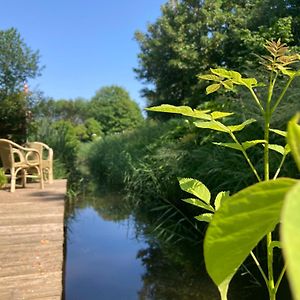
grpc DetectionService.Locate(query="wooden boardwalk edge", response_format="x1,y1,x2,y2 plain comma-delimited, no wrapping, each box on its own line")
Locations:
0,180,66,300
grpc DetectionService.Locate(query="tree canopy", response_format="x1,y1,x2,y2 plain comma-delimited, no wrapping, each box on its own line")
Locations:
135,0,300,113
89,85,144,135
0,28,42,97
0,28,42,141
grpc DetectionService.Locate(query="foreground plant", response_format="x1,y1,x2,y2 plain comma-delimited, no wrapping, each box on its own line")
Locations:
147,40,300,300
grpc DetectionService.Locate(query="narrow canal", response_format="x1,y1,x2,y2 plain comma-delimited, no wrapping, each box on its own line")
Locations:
63,193,291,300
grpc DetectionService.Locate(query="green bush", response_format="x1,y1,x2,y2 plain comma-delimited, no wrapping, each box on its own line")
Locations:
0,168,6,188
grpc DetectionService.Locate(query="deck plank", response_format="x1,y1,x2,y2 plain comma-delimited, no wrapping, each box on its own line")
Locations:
0,180,66,300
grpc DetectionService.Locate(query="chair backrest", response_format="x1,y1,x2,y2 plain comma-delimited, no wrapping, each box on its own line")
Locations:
27,142,53,161
0,139,14,169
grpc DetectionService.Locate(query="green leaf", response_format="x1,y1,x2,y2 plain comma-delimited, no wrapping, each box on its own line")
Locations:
214,191,230,211
198,74,221,81
195,213,213,223
179,178,211,204
268,144,285,155
206,83,221,94
221,80,234,90
270,128,287,137
214,140,265,151
210,68,242,82
182,198,214,212
213,142,242,151
194,120,229,133
210,111,234,120
281,181,300,300
204,178,297,295
287,113,300,170
227,118,256,132
146,104,211,120
240,78,258,88
209,68,257,88
278,66,300,78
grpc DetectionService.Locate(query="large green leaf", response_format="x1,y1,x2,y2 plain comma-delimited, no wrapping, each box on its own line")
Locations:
287,113,300,170
146,104,211,120
179,178,211,204
281,181,300,300
204,178,297,298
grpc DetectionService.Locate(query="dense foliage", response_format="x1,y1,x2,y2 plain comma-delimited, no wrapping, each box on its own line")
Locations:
135,0,300,112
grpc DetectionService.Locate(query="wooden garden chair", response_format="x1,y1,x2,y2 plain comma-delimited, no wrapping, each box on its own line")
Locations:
26,141,54,184
0,139,44,192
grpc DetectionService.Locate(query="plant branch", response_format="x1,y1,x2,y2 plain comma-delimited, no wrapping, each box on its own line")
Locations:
229,132,261,181
250,251,269,286
249,88,265,113
273,154,287,179
271,76,294,114
274,264,287,293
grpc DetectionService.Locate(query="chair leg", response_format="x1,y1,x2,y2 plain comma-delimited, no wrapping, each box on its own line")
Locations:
49,168,53,184
21,169,27,188
40,169,44,189
10,168,16,193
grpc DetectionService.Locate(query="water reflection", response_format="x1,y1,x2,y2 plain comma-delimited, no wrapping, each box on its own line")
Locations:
64,193,287,300
65,206,145,300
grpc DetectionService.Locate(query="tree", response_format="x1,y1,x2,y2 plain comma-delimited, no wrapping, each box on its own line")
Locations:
0,28,42,140
89,85,144,135
135,0,300,114
0,28,42,96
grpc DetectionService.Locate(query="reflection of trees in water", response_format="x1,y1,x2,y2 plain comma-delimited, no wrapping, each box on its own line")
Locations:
65,189,270,300
66,192,131,222
137,245,220,300
137,244,271,300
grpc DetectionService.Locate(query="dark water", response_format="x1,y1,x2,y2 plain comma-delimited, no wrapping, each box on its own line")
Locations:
64,195,291,300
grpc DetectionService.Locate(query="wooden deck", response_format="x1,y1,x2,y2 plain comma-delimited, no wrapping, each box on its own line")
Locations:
0,180,66,300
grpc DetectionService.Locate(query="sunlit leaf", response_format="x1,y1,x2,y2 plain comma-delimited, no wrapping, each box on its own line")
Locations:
211,111,234,120
227,119,256,132
210,68,242,82
221,80,234,90
194,120,229,133
182,198,214,212
195,213,213,223
179,178,211,204
146,104,211,120
206,83,221,94
213,142,242,151
214,191,230,211
240,78,258,88
268,144,285,155
204,178,297,296
281,181,300,300
214,139,265,151
287,113,300,170
270,128,287,137
198,74,221,81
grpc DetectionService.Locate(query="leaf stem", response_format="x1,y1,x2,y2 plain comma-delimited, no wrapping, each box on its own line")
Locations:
229,132,261,181
249,88,265,113
273,154,287,179
250,251,269,286
274,264,287,294
271,76,294,114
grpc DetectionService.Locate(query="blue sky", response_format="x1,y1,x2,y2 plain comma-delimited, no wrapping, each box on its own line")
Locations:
0,0,166,108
